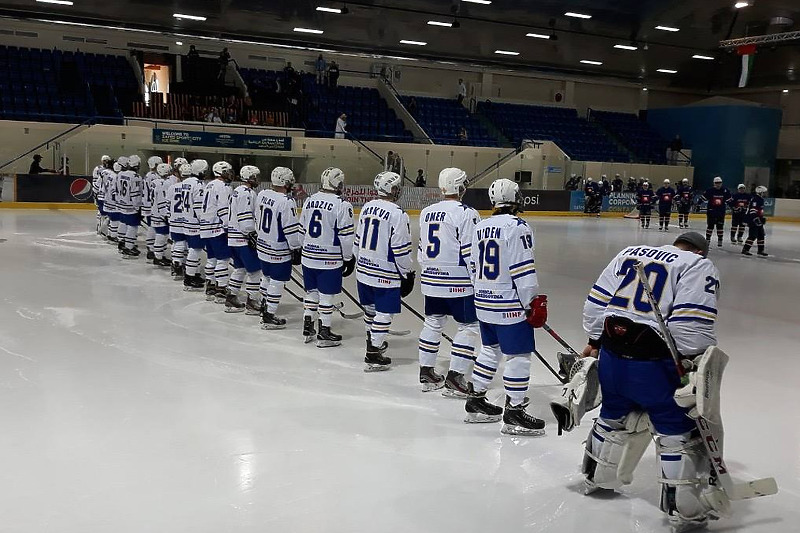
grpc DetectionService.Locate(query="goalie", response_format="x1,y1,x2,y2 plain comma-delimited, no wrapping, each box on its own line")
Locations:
575,232,729,532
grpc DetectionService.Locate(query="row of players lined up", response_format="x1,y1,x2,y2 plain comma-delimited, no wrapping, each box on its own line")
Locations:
584,176,770,255
92,155,737,532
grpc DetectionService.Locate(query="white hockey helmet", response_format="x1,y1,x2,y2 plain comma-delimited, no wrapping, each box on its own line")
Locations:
682,178,689,184
713,176,723,187
156,162,172,177
488,178,520,208
178,163,193,178
128,155,141,169
116,155,130,170
321,167,345,193
173,157,188,170
147,155,163,170
586,176,593,182
737,183,746,191
101,154,112,164
271,166,295,187
240,165,261,186
601,174,607,179
212,161,234,181
755,185,767,196
113,161,123,172
191,159,209,178
438,167,467,197
664,179,670,185
374,171,402,199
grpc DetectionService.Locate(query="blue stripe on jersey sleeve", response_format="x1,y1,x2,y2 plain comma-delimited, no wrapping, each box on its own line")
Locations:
586,295,609,308
672,303,717,314
591,284,613,298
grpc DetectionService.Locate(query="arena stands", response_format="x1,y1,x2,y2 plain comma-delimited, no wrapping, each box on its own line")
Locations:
590,110,669,164
405,96,498,147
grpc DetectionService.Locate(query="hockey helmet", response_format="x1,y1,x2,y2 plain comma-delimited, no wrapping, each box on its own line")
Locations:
173,157,189,170
147,156,163,170
113,161,123,173
191,159,209,178
374,171,402,200
128,155,141,169
271,167,296,187
156,162,172,177
737,183,746,191
755,185,767,196
116,156,130,170
713,176,723,188
488,178,521,208
178,163,193,178
586,177,593,182
212,161,234,181
101,155,112,164
240,165,261,186
682,178,689,184
321,167,345,193
664,179,670,184
438,167,467,197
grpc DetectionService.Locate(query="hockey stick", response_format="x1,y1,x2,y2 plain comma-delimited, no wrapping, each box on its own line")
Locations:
543,323,580,355
633,261,778,501
339,283,411,336
287,273,364,320
533,348,568,385
542,322,581,378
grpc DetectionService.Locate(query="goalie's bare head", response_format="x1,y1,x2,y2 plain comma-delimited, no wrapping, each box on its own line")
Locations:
673,231,709,257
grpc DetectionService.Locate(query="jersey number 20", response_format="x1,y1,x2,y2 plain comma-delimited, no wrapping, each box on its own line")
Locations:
609,259,667,313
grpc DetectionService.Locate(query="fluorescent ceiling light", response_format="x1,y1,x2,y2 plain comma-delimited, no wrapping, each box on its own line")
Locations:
36,0,74,5
463,0,492,4
734,2,749,8
580,60,603,65
494,50,520,56
565,12,592,19
655,25,680,32
294,27,324,34
428,20,453,27
614,44,638,51
316,7,342,13
783,89,790,93
400,40,427,46
692,54,715,60
173,13,207,21
175,41,183,45
526,32,550,39
643,87,648,91
657,68,678,74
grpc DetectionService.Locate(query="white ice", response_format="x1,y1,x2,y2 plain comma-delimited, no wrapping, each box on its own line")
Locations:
1,210,799,533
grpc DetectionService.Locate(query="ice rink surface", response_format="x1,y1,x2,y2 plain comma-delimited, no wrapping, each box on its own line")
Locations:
1,209,799,533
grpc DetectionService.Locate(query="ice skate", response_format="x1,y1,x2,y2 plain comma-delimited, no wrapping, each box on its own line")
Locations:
171,262,184,279
442,370,470,398
742,249,753,256
757,251,769,257
183,274,204,291
668,516,709,533
120,247,139,259
153,257,171,267
364,334,391,372
224,291,245,313
214,286,227,304
501,396,546,436
302,316,316,343
261,311,287,330
146,250,155,260
419,366,445,392
244,298,262,316
205,281,217,301
316,321,342,348
464,387,502,423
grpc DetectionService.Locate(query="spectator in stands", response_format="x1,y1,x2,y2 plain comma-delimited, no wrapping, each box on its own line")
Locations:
627,176,637,192
315,54,327,85
458,126,468,144
457,79,467,105
387,151,402,174
408,97,417,117
335,113,347,139
29,154,54,175
217,48,231,86
415,169,426,187
284,62,296,81
612,174,623,192
328,61,340,89
186,45,199,84
668,134,683,165
225,107,237,123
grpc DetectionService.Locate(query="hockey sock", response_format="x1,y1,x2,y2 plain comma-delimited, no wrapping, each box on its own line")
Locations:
449,322,479,374
369,312,392,347
266,279,285,314
245,271,260,301
757,240,765,253
229,268,245,295
124,224,138,249
716,228,724,243
154,233,168,259
503,353,531,406
259,275,271,303
214,260,229,289
705,228,713,241
185,247,201,276
96,211,101,232
737,228,745,241
145,226,155,251
108,220,118,237
471,344,501,394
665,215,671,227
363,304,376,333
171,240,187,264
117,222,127,242
418,315,445,367
304,290,319,320
318,292,335,327
205,258,216,281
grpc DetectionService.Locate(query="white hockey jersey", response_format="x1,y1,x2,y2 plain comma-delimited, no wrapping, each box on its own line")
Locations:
116,170,143,215
583,244,720,357
152,175,176,225
199,179,231,238
354,199,413,289
418,200,481,298
167,177,202,235
227,185,257,247
300,191,355,270
141,171,158,216
470,214,539,325
92,165,105,201
101,169,118,213
255,189,302,263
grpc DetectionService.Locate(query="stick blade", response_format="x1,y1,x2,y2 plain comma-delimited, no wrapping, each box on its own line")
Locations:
730,478,779,500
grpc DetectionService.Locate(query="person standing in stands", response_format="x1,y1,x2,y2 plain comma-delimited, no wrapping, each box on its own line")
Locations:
328,61,340,89
315,54,327,85
669,134,683,165
29,154,54,175
457,79,467,105
217,48,231,86
415,169,426,187
335,113,347,139
408,97,418,117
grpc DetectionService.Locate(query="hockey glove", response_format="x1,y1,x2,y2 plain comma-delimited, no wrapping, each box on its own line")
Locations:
525,294,548,328
673,371,700,419
291,248,302,266
400,271,416,298
342,256,356,277
247,231,258,250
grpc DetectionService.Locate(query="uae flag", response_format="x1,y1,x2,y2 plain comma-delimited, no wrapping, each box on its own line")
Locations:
737,44,757,88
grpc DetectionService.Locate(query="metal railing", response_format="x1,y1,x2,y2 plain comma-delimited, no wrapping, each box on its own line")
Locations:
0,117,97,172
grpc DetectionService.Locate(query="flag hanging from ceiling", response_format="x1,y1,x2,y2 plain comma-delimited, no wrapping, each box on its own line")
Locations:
737,44,757,88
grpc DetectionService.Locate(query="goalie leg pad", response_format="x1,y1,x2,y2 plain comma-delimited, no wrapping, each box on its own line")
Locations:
550,356,602,434
657,432,730,530
695,346,728,425
582,412,652,493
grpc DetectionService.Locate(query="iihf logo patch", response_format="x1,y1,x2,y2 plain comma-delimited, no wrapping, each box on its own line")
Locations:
70,178,92,201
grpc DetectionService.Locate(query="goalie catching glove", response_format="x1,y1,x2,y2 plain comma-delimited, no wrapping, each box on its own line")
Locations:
400,271,416,298
526,295,548,328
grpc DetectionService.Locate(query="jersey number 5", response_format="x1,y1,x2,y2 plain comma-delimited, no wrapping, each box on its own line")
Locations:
609,259,667,313
426,223,441,258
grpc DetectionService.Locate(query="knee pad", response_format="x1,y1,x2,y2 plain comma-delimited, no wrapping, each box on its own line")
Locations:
656,432,730,524
423,314,447,333
582,413,652,492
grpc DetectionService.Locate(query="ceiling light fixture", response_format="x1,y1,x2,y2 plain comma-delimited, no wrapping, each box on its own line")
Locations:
495,50,520,56
400,39,427,46
294,27,324,34
692,54,715,60
655,25,680,32
734,2,749,8
36,0,74,5
565,12,592,19
783,89,790,93
657,68,678,74
316,7,342,14
428,20,453,27
463,0,492,4
614,44,638,50
175,41,183,45
643,87,648,91
526,32,550,39
173,13,207,21
580,60,603,65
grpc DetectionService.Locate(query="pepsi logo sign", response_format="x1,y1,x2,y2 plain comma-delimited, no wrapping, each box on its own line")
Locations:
70,178,92,201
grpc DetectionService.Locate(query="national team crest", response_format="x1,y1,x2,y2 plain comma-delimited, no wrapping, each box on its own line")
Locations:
70,178,92,201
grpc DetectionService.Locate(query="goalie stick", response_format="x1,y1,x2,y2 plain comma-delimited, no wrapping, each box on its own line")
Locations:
542,323,581,378
633,261,778,501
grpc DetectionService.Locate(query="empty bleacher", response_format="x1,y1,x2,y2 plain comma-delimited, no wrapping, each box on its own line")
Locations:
407,96,498,147
477,102,630,162
590,110,668,164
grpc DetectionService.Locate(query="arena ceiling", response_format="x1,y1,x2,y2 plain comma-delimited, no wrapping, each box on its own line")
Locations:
1,0,799,90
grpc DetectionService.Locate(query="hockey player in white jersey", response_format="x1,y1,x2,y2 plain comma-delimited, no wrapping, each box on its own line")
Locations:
116,155,144,258
92,155,111,235
354,171,414,371
167,163,194,279
150,162,174,267
181,159,208,291
142,156,162,260
225,165,262,315
200,161,234,302
256,167,303,330
417,168,481,396
466,178,548,436
299,167,355,347
580,232,727,532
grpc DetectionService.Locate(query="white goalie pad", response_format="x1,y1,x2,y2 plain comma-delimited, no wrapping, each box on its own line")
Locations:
673,346,729,425
550,356,602,435
582,412,653,492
